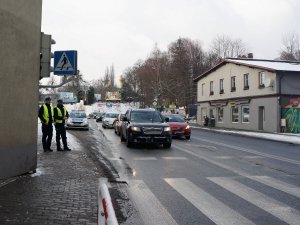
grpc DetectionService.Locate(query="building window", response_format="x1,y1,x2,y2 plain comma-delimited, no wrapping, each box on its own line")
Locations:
231,106,239,123
259,71,265,88
219,79,224,94
244,73,249,90
201,83,205,96
231,76,236,92
210,81,214,95
242,106,250,123
217,107,224,122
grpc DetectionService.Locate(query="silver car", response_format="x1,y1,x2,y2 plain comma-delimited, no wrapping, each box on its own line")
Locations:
66,111,89,130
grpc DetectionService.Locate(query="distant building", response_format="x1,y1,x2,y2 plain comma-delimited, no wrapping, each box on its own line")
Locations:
194,58,300,133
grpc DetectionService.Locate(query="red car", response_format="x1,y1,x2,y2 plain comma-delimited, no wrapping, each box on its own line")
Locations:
165,114,191,140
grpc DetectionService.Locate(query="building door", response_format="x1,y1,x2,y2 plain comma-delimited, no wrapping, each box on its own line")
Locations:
258,106,264,130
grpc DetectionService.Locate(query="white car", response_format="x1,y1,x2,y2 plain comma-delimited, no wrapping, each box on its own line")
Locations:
66,111,89,130
102,112,118,129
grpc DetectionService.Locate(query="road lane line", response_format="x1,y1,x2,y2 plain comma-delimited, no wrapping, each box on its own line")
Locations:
165,178,255,225
192,137,300,165
133,157,157,161
128,180,178,225
162,157,187,160
208,177,300,225
172,145,300,197
215,156,234,159
247,176,300,198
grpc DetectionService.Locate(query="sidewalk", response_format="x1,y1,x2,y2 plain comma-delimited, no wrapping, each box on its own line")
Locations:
0,132,106,225
189,122,300,145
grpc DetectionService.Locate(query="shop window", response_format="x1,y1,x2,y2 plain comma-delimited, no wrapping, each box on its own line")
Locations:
217,107,224,123
231,106,239,123
242,106,250,123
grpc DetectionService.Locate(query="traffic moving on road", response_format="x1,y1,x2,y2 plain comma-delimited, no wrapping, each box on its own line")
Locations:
88,116,300,225
119,109,172,148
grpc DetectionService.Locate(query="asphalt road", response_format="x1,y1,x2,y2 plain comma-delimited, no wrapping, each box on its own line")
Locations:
70,120,300,225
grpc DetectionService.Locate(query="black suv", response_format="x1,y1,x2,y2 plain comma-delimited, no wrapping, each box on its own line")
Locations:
120,109,172,148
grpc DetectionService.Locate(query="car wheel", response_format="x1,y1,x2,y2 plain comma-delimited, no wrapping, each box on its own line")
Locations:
126,133,133,147
163,143,171,148
185,135,190,140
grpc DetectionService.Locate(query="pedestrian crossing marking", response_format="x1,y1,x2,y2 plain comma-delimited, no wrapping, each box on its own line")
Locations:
133,157,157,161
247,176,300,198
129,180,178,225
165,178,255,225
54,52,74,72
173,145,300,199
162,157,187,160
208,177,300,225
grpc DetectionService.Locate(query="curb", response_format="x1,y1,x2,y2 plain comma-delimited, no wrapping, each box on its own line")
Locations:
189,124,300,145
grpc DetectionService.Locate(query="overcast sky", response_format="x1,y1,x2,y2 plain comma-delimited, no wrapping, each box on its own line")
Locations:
42,0,300,82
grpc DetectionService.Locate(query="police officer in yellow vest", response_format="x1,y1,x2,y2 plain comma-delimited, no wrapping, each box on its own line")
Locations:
54,99,71,151
38,96,54,152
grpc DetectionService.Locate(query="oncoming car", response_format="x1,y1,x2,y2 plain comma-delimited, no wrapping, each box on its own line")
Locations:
164,114,191,139
66,111,89,130
102,112,118,129
120,109,172,148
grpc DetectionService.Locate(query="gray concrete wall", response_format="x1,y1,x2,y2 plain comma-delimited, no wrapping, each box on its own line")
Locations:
0,0,42,179
197,97,280,132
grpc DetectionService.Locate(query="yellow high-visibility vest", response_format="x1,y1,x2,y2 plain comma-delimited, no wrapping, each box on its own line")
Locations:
41,104,54,124
55,106,67,123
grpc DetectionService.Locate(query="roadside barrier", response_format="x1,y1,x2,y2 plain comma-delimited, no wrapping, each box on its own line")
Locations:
98,179,119,225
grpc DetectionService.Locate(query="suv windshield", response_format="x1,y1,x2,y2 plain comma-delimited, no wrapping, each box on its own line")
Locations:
70,112,87,118
130,111,163,123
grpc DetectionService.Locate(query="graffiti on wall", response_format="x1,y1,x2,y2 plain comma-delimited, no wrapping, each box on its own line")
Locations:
282,98,300,133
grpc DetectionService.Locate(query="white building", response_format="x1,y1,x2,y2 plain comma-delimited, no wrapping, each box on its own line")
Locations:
194,58,300,133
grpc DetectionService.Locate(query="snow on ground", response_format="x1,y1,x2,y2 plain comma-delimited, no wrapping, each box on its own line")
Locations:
192,126,300,145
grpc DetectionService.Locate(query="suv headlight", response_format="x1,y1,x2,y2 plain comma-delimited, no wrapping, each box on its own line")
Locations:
164,127,171,132
185,125,190,130
131,126,141,132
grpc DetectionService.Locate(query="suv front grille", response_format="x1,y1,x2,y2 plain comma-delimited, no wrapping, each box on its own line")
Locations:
142,127,162,135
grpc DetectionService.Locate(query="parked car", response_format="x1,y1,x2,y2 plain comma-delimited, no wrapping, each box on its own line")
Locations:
113,113,125,135
120,109,172,148
164,114,191,139
102,112,118,128
66,110,89,130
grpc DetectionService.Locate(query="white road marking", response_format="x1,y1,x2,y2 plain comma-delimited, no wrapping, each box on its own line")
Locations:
128,180,178,225
247,176,300,198
192,137,300,165
215,156,234,159
165,178,255,225
208,177,300,225
242,156,264,159
133,157,157,161
172,145,300,197
162,157,187,160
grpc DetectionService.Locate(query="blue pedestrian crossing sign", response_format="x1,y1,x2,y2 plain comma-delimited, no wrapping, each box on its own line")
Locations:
54,50,77,75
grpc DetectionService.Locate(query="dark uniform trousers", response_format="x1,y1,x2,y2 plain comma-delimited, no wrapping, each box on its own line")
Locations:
42,123,53,150
55,123,67,149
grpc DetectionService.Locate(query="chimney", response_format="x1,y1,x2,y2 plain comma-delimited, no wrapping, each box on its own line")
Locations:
248,53,253,59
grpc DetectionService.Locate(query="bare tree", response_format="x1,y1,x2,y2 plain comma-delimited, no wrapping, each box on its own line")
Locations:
280,32,300,61
210,34,248,58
